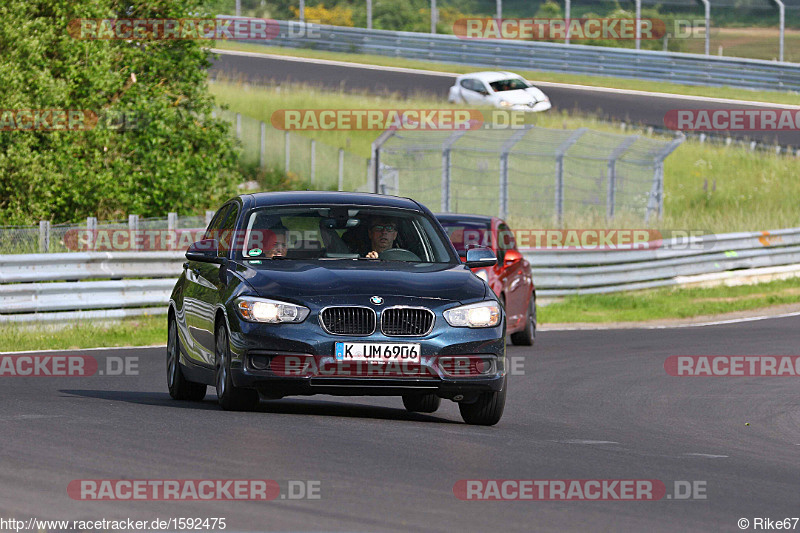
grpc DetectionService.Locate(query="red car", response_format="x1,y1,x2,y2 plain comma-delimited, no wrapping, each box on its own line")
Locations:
436,214,536,346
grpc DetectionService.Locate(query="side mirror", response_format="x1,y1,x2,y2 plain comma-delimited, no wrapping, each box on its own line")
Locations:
465,247,497,268
503,248,522,267
185,239,224,264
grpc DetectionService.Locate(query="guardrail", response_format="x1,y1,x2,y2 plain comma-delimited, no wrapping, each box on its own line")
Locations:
1,228,799,322
0,252,184,323
525,228,800,297
228,18,800,92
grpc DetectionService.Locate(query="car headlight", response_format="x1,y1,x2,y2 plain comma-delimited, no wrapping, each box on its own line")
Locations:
444,301,501,328
235,297,310,324
475,269,489,283
499,100,513,107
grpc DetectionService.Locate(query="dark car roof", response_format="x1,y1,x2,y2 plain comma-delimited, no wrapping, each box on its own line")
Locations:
435,213,496,224
245,191,422,210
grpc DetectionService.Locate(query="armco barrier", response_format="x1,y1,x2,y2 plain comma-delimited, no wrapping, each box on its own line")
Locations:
226,18,800,92
1,229,799,322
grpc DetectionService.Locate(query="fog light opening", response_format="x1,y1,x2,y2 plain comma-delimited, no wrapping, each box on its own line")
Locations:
250,355,271,370
475,359,492,374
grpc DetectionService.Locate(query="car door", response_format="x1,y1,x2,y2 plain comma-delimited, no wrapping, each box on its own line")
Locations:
460,78,489,104
183,203,232,366
194,202,240,361
497,222,526,328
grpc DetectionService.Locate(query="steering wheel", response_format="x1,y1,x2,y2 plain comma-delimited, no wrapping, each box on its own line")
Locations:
379,248,421,262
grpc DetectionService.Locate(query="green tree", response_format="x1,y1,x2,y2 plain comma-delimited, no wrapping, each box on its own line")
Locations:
0,0,240,225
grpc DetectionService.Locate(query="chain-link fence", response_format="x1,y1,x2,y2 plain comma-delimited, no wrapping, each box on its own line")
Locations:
374,125,683,225
0,214,209,255
216,110,371,192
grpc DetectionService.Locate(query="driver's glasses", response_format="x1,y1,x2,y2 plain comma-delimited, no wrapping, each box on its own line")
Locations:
371,225,397,233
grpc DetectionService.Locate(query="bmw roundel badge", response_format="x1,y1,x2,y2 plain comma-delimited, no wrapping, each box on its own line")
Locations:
370,296,383,305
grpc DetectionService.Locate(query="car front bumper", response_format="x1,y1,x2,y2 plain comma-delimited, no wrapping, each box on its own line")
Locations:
503,101,552,113
226,298,506,401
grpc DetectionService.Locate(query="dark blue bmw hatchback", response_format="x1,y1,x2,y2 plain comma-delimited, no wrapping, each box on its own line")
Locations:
167,191,506,425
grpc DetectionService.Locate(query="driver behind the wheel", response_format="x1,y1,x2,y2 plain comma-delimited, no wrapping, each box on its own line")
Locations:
365,217,398,259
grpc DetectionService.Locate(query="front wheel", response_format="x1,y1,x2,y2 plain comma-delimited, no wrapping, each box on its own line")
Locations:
167,318,206,401
510,293,536,346
402,393,441,413
215,323,259,411
459,378,506,426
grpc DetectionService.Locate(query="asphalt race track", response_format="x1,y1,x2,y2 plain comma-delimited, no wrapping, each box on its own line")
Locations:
209,50,800,148
2,316,799,531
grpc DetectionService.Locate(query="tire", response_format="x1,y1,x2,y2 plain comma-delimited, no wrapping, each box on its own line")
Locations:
458,377,506,426
167,317,207,401
510,293,536,346
402,393,441,413
215,323,259,411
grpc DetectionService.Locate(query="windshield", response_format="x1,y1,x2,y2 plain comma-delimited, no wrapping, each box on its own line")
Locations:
489,78,530,92
438,220,493,256
236,206,458,263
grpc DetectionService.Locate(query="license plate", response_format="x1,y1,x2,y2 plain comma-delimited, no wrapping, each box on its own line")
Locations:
335,342,421,363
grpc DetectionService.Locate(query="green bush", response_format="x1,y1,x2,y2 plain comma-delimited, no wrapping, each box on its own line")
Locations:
0,0,240,225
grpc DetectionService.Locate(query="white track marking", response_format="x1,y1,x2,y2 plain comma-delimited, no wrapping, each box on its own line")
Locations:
0,344,165,355
542,311,800,331
557,439,620,445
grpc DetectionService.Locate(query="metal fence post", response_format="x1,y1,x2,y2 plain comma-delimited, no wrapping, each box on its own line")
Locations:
607,135,638,220
259,122,266,169
38,220,50,253
700,0,710,56
498,127,530,220
774,0,785,62
441,130,468,212
128,214,140,251
310,140,316,185
86,216,97,251
441,149,450,213
205,210,215,227
371,129,397,194
554,128,588,226
235,113,241,139
285,131,290,173
646,135,685,223
168,212,177,231
338,148,344,191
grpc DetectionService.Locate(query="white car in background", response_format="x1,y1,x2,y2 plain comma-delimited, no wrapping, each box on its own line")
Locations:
448,71,551,112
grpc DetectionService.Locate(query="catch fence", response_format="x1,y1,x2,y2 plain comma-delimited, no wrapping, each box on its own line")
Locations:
373,125,683,224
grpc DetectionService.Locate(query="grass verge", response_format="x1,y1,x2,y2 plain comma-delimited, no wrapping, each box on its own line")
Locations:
683,27,800,63
0,315,166,353
540,277,800,324
211,80,800,233
211,41,800,106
